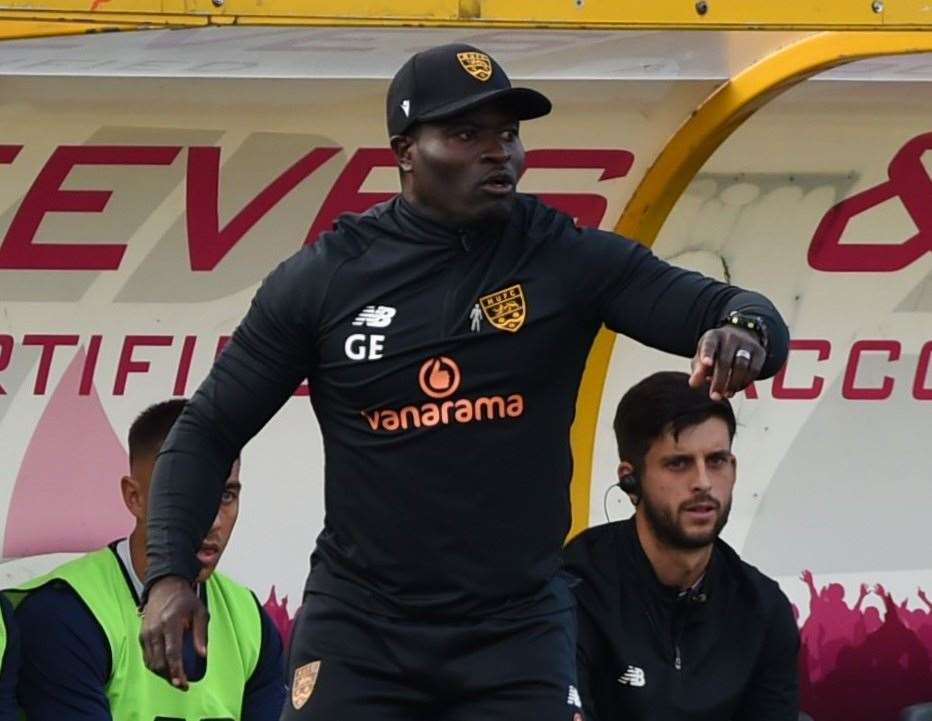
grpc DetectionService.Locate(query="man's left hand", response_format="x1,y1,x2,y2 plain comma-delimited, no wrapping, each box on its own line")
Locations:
688,327,766,400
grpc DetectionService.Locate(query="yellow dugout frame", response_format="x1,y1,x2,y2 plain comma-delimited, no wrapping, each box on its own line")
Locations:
1,1,929,538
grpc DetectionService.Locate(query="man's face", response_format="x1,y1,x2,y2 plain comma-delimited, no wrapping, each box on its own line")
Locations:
194,459,241,583
128,457,241,583
394,102,526,225
636,417,735,550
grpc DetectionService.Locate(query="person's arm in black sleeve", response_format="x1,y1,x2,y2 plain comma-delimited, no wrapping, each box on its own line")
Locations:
563,229,789,381
15,584,112,721
734,592,800,721
141,246,324,688
146,249,322,590
242,601,286,721
0,595,20,721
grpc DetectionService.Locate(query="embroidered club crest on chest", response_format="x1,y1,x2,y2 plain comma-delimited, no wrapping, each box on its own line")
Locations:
479,284,526,333
457,51,493,81
292,660,321,709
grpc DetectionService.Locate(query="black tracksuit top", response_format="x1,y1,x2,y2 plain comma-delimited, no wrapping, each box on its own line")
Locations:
564,519,800,720
146,194,790,617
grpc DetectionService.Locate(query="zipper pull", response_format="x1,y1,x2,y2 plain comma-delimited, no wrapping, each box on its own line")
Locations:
459,230,471,252
674,645,682,671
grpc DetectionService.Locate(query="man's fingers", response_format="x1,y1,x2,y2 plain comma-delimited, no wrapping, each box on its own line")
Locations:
689,332,719,388
727,346,754,395
142,628,167,676
162,617,189,690
192,606,210,658
749,346,766,381
709,331,739,399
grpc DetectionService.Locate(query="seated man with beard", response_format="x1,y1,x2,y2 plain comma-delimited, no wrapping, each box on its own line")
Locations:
564,371,799,721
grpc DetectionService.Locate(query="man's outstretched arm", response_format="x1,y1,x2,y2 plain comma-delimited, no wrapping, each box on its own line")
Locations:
142,248,323,689
564,229,789,396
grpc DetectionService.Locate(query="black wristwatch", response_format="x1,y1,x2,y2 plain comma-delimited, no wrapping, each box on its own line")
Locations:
720,311,769,351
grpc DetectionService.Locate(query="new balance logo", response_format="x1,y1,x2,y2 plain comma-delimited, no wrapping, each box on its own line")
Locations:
566,685,582,708
353,305,396,328
617,666,646,687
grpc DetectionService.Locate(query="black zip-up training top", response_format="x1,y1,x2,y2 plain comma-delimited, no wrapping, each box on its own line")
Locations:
564,518,800,720
146,194,789,617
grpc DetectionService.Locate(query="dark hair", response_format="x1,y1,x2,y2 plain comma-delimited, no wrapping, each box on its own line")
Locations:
128,398,187,466
613,371,736,472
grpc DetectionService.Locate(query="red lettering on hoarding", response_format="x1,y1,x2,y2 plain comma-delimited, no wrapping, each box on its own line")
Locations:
0,335,13,394
215,335,232,357
187,146,340,270
914,341,932,401
113,335,173,395
772,340,832,400
525,149,633,228
79,335,102,396
1,332,930,401
0,145,633,271
809,132,932,272
173,335,197,396
0,145,22,164
305,148,396,245
842,340,901,400
23,334,80,395
0,146,181,270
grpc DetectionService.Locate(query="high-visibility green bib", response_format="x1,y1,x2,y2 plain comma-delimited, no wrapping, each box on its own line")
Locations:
0,602,7,678
10,547,261,721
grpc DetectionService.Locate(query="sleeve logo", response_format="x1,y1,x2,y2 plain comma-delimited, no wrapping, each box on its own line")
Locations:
291,660,321,710
479,284,526,333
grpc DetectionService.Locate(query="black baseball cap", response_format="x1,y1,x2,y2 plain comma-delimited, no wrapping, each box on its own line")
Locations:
386,43,552,136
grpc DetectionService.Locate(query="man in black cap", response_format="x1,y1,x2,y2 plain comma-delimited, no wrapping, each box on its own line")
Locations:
139,43,790,720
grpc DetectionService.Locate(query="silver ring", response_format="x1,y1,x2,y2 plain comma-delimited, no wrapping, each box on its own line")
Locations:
735,349,753,362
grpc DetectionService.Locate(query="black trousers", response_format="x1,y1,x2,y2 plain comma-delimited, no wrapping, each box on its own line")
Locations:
281,591,582,721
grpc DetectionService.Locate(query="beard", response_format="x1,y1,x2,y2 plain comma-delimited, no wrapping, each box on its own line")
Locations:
640,492,732,550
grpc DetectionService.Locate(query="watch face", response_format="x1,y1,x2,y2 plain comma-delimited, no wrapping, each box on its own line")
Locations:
726,312,768,348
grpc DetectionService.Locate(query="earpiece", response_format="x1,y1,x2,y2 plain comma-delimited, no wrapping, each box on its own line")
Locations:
618,472,640,495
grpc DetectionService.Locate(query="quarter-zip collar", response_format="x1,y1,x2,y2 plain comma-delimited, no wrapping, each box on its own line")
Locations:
394,194,508,250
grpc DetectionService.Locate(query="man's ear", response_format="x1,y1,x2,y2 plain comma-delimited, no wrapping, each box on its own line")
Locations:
617,461,640,507
120,474,144,519
390,134,415,173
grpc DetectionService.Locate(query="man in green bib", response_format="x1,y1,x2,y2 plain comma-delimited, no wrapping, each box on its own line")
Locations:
11,399,285,721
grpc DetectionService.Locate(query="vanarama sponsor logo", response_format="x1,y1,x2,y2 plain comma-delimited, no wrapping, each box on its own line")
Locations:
362,356,524,432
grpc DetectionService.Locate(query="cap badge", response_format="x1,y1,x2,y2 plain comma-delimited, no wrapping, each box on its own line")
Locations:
457,51,493,82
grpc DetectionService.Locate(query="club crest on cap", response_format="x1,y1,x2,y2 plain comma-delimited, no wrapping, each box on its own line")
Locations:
457,51,493,81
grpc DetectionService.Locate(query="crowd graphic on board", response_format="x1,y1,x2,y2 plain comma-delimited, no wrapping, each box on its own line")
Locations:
263,586,296,655
798,570,932,721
